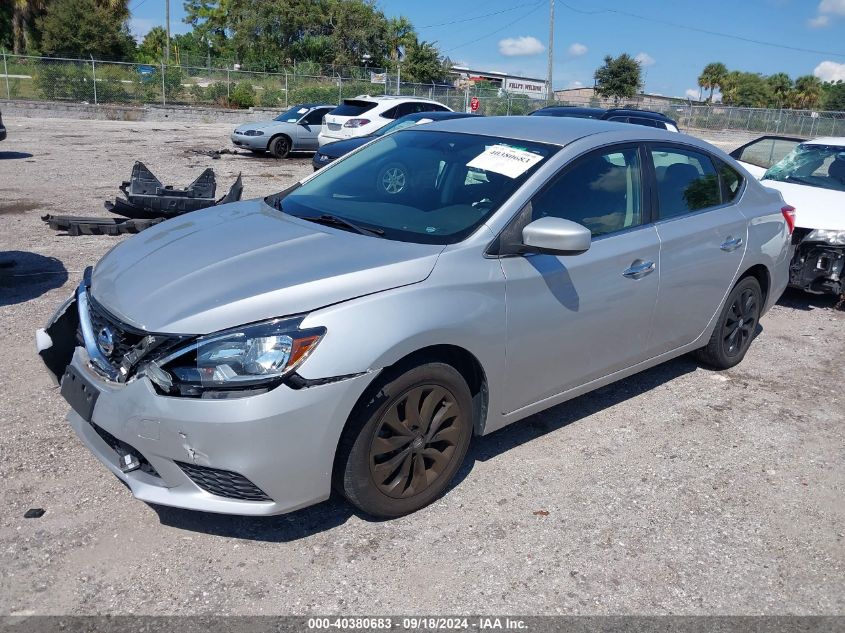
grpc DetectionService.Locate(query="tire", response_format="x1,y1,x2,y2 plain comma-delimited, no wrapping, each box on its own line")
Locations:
335,362,473,518
376,162,410,195
694,276,762,369
268,135,291,159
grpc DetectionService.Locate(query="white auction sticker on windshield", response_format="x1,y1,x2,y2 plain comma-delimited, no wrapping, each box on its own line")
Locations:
467,144,543,178
297,107,309,114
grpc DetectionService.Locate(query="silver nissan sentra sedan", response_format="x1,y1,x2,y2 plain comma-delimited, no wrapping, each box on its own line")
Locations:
37,117,792,518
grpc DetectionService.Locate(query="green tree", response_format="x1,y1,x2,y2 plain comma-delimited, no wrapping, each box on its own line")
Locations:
821,81,845,111
39,0,135,58
10,0,50,54
386,15,416,64
792,75,823,110
766,72,792,108
594,54,642,104
720,72,770,107
697,62,728,103
402,39,449,83
137,26,168,63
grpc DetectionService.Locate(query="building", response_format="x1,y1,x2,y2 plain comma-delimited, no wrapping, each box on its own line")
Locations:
449,66,548,99
553,87,698,110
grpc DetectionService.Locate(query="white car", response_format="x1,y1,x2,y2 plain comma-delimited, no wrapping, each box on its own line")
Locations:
318,95,452,147
732,135,845,298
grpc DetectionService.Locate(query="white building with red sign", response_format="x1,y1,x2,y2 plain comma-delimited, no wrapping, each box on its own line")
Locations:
450,66,548,100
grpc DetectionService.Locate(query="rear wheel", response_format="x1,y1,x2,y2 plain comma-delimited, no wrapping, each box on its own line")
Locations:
269,135,291,159
335,362,473,518
695,276,762,369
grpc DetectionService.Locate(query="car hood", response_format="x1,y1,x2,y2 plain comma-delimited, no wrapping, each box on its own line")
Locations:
91,199,444,334
759,180,845,230
234,120,294,132
320,136,373,158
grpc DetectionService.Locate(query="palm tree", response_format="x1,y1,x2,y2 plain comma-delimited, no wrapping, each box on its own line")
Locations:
793,75,823,110
386,16,415,64
766,72,792,108
697,62,728,103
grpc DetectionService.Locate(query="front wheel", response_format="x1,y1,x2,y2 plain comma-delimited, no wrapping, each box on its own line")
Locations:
268,135,291,159
694,276,762,369
335,362,473,518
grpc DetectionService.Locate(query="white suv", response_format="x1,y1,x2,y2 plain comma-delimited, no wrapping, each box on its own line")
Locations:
318,95,452,146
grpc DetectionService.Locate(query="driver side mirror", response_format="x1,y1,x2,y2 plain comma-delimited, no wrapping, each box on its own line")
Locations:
521,217,591,256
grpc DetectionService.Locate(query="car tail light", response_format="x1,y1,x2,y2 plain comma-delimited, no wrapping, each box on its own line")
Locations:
343,118,370,128
781,205,796,234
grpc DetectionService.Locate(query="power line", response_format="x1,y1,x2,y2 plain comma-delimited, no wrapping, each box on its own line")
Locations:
444,1,546,53
556,0,845,58
419,3,539,30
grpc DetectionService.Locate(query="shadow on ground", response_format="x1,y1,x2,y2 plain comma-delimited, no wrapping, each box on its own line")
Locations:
152,355,698,542
0,151,34,160
777,287,841,311
0,251,68,306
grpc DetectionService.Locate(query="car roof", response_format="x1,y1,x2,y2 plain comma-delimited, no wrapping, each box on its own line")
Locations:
530,106,607,118
604,108,673,120
401,111,476,122
805,136,845,146
420,115,681,146
347,94,442,103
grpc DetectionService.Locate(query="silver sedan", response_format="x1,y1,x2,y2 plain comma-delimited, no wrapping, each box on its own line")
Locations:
38,117,791,518
231,103,336,158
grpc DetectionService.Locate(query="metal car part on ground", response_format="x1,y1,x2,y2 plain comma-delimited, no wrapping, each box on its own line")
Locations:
42,162,243,236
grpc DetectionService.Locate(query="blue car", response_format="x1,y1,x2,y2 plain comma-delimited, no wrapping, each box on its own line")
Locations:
313,110,479,170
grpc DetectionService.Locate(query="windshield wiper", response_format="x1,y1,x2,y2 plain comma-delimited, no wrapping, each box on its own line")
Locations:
300,214,385,237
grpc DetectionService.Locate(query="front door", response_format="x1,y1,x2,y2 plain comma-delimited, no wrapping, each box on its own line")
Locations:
298,108,331,151
500,144,660,414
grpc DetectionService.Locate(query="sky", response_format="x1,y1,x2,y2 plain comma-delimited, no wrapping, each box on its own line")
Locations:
129,0,845,98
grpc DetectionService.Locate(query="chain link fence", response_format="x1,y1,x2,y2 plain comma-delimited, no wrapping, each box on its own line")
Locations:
2,53,843,137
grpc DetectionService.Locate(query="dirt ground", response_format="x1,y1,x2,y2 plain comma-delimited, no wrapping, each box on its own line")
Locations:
0,117,842,615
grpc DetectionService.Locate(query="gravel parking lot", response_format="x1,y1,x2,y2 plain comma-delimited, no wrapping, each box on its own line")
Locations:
0,117,843,616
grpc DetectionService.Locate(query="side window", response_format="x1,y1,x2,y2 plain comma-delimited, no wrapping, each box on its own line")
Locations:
629,117,658,128
651,147,721,218
717,160,744,203
302,109,327,125
531,147,643,236
430,103,450,112
381,105,399,120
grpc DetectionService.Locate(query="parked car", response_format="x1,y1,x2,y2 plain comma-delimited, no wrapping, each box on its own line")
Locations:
318,95,452,146
312,110,478,170
37,117,790,519
731,135,844,297
0,109,6,142
530,106,680,132
231,103,336,158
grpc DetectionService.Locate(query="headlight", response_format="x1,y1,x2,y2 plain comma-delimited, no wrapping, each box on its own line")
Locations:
805,229,845,245
240,129,264,136
143,317,325,397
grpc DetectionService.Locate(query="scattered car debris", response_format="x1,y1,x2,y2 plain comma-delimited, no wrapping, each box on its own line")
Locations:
186,148,240,159
42,162,243,236
532,510,550,517
23,508,45,519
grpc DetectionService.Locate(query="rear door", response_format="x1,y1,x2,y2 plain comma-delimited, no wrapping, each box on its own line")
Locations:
647,144,748,354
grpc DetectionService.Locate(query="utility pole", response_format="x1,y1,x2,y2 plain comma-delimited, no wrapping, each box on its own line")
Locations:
165,0,171,63
546,0,554,104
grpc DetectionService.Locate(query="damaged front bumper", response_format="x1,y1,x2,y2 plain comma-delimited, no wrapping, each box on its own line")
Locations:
36,289,374,516
789,232,844,296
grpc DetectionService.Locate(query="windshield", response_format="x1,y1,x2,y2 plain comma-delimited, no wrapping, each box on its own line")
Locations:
763,143,845,192
274,106,311,123
275,130,556,244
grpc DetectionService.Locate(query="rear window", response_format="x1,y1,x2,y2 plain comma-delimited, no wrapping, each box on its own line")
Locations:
332,100,377,116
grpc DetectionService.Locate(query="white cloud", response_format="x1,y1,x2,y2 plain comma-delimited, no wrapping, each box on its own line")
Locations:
685,88,700,100
567,42,588,57
814,60,845,82
819,0,845,15
809,0,845,27
568,80,585,88
498,36,545,57
635,52,655,67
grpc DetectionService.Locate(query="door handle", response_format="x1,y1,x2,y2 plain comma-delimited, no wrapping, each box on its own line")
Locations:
720,237,744,252
622,259,656,280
